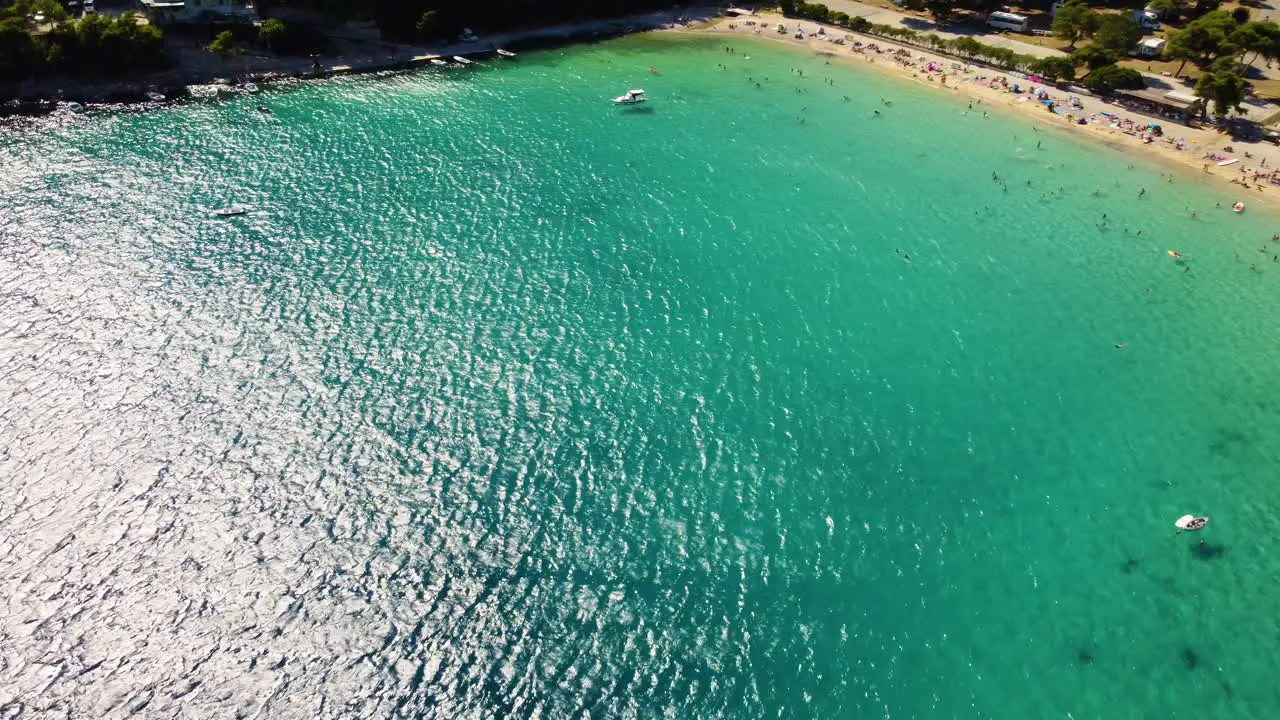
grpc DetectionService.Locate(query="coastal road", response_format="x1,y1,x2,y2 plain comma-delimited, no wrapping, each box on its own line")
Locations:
812,0,1063,58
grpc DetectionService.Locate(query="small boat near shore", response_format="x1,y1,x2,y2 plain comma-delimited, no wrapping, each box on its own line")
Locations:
430,58,448,66
453,56,473,65
145,91,166,102
213,206,248,217
243,82,260,94
496,49,516,57
612,89,646,105
67,102,85,113
1175,514,1209,531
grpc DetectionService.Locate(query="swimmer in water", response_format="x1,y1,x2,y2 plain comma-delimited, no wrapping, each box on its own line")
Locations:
1115,344,1128,349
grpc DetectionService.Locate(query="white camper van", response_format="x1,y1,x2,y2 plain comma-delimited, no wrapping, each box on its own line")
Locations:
986,11,1030,32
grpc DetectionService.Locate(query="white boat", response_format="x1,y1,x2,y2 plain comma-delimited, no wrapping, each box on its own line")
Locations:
1175,514,1209,531
243,82,260,93
213,206,248,217
67,101,85,113
452,56,473,65
496,49,516,57
612,89,646,105
145,91,166,102
430,58,448,66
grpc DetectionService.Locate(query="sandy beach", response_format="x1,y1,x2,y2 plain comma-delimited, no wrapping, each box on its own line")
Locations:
674,12,1280,212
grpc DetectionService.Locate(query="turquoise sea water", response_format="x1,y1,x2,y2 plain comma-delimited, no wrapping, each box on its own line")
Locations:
3,34,1280,718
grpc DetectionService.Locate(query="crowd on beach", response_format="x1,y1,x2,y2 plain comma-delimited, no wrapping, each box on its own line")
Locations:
711,15,1280,201
712,19,1280,273
733,21,1195,151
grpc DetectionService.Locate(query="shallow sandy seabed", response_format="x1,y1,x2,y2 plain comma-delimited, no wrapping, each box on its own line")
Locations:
671,12,1280,215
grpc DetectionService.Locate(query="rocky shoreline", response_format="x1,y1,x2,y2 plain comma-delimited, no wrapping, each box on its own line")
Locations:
1,8,715,117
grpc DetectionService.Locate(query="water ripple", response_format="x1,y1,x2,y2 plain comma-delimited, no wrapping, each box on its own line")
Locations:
4,37,1280,720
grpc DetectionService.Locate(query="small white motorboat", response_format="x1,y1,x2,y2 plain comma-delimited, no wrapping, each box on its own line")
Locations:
496,49,516,57
612,89,646,105
1175,515,1209,532
430,58,448,66
145,91,166,102
67,101,85,113
213,206,248,217
243,82,260,94
452,56,473,65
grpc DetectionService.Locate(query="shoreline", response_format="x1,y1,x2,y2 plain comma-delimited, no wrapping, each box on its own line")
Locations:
672,12,1280,211
1,8,716,115
9,7,1280,210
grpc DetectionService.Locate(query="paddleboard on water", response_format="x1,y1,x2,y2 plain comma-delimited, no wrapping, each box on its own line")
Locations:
1168,251,1181,258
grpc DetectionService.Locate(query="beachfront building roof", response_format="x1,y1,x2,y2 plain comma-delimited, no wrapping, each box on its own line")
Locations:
1114,87,1206,124
136,0,254,25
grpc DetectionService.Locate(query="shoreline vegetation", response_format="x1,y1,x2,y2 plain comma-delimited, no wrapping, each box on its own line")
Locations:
777,1,1140,95
0,2,708,112
5,2,1279,207
678,10,1280,209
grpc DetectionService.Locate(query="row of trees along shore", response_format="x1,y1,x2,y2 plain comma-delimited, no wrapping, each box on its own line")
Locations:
781,1,1143,95
0,0,165,83
350,0,672,43
784,0,1280,117
205,0,677,63
2,0,676,85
